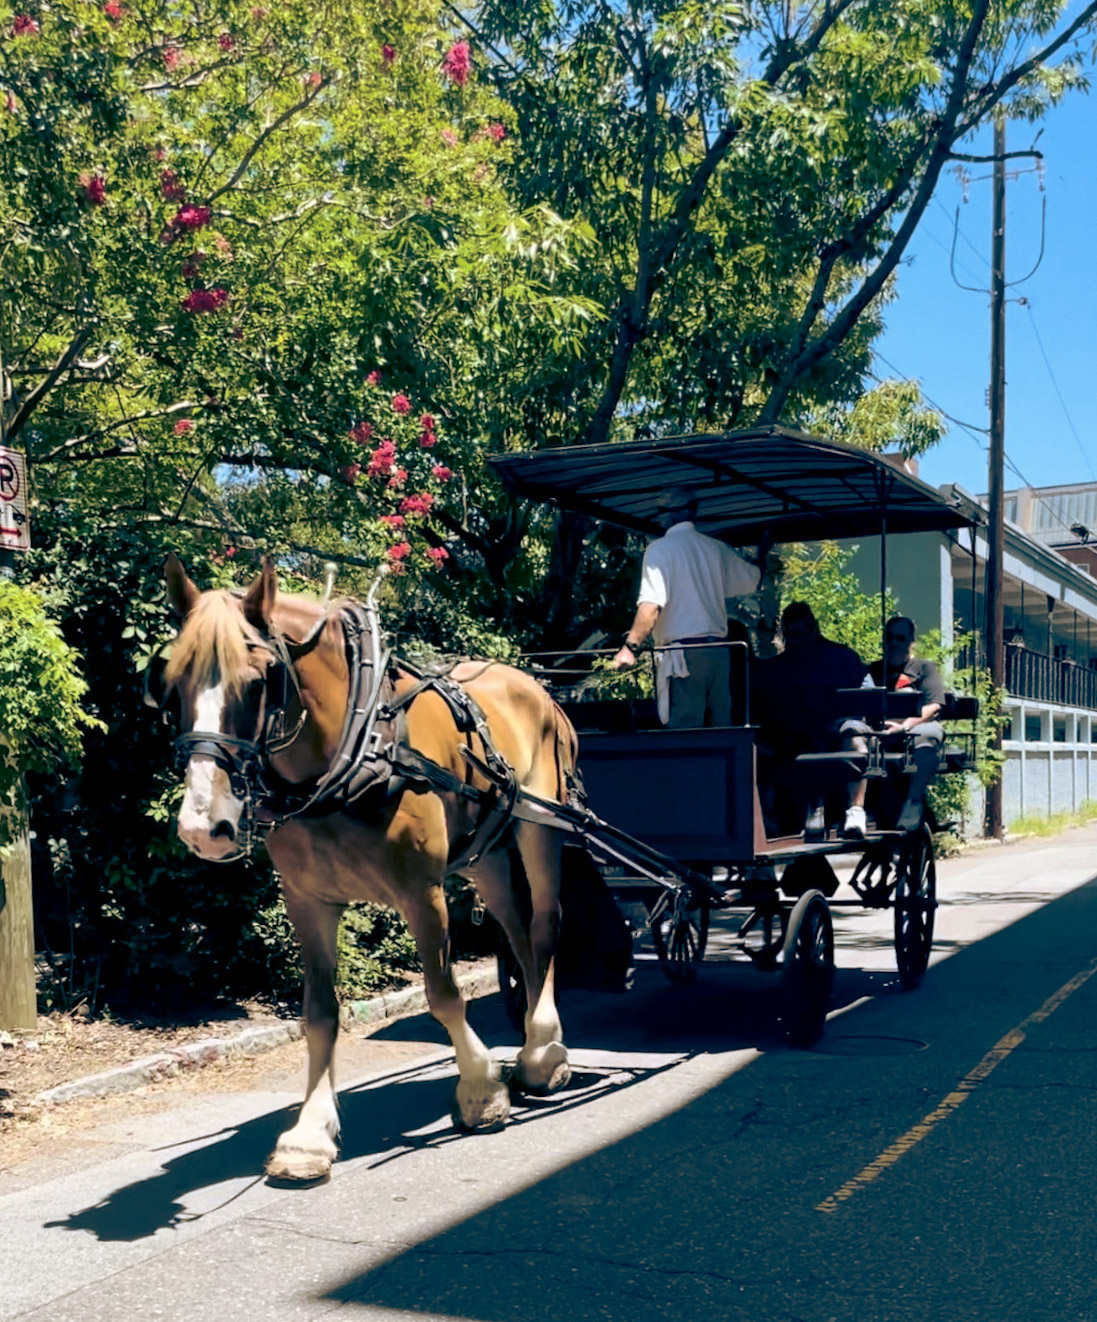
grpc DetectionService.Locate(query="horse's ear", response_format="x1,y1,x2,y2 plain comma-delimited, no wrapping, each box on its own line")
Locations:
164,552,200,618
243,556,277,630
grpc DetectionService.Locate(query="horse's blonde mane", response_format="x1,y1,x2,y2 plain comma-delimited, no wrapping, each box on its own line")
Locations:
164,592,251,697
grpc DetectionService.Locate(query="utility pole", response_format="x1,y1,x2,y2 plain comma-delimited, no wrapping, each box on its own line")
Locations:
984,117,1007,840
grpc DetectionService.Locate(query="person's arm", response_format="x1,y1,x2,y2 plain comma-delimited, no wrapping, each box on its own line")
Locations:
612,601,660,669
916,659,944,724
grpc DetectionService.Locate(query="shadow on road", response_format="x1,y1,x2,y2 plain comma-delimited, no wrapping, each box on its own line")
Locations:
42,873,1097,1274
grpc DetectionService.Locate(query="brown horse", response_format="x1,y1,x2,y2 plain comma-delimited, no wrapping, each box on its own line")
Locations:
160,554,575,1181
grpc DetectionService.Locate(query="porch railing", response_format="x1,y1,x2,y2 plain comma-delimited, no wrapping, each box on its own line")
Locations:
1004,644,1097,711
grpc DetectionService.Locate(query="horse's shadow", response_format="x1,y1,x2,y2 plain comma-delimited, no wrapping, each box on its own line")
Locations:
40,1040,681,1245
42,958,902,1245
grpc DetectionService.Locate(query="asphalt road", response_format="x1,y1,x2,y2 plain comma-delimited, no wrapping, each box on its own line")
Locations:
5,828,1097,1322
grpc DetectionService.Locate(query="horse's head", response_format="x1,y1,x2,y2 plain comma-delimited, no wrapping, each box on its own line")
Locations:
157,553,286,862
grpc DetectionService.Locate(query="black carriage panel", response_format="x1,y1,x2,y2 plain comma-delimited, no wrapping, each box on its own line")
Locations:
578,726,756,863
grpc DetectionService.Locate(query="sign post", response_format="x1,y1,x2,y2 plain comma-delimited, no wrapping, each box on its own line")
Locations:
0,443,36,1030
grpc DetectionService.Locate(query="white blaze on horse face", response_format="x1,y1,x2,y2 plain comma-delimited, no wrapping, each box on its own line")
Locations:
176,683,246,860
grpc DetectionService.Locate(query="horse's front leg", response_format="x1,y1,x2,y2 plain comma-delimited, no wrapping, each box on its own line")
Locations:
405,876,510,1132
265,888,344,1182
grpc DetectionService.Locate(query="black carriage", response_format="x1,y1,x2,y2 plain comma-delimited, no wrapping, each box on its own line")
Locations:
490,426,984,1046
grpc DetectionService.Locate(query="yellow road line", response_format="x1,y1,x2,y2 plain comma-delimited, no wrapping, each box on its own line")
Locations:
816,954,1097,1214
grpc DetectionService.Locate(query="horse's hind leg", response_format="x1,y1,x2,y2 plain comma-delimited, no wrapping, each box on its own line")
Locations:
266,892,343,1183
510,820,569,1094
404,878,510,1132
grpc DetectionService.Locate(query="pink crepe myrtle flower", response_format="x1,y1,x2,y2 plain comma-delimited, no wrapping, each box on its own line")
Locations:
349,420,373,445
366,369,382,386
103,1,124,20
400,493,434,516
181,286,229,313
442,41,471,86
387,467,408,489
175,203,212,230
218,32,235,51
431,465,453,482
304,71,322,88
160,169,186,202
11,14,39,36
419,413,436,431
79,174,107,206
381,44,396,64
425,546,449,565
162,44,181,70
5,92,17,114
173,418,193,435
419,432,437,449
388,540,411,561
486,122,505,143
380,514,405,528
390,393,411,415
224,545,237,559
339,461,362,484
440,128,458,147
367,440,396,477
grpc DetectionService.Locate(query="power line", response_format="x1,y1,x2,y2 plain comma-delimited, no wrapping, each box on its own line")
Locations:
1018,298,1097,480
870,349,1066,521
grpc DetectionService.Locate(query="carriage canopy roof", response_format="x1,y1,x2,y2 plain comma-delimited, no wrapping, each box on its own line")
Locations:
490,426,981,546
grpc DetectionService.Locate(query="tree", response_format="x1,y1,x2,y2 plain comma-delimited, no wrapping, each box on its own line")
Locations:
471,0,1095,438
463,0,1096,629
0,0,597,596
0,0,599,1012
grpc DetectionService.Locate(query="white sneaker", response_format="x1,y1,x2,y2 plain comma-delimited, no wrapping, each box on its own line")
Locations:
842,805,867,839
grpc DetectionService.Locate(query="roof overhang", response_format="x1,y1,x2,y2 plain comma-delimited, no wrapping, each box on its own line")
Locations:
490,426,981,546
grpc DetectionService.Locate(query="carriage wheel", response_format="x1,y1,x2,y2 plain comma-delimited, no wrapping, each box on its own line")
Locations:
780,891,835,1047
651,885,710,983
893,824,936,990
496,942,527,1032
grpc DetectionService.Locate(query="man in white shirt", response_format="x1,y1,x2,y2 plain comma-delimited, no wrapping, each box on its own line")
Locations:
612,486,761,726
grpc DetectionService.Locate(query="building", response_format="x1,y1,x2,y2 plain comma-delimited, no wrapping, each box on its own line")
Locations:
846,476,1097,832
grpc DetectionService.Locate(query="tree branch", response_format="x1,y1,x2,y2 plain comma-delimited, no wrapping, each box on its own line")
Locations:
759,0,996,421
7,325,95,439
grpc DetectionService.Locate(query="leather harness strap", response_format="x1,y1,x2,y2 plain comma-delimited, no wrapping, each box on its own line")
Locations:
259,604,520,873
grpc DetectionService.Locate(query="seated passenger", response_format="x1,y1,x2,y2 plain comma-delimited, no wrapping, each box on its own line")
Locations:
754,602,868,836
842,615,944,838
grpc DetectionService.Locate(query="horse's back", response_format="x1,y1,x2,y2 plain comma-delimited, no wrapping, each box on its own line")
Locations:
451,660,576,800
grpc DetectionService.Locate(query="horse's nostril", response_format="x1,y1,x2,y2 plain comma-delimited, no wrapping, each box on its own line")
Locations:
210,819,236,842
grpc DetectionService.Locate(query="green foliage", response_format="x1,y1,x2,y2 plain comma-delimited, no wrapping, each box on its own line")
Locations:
779,542,895,661
336,904,420,1000
917,629,1007,837
0,577,101,843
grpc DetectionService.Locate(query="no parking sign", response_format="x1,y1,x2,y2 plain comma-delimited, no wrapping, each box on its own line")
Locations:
0,447,29,552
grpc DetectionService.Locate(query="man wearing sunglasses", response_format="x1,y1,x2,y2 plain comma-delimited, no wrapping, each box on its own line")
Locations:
843,615,944,837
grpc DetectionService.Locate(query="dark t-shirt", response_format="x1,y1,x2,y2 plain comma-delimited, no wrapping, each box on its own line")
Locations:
756,636,868,749
869,655,945,709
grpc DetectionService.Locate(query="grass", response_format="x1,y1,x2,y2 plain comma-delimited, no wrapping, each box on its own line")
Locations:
1007,802,1097,838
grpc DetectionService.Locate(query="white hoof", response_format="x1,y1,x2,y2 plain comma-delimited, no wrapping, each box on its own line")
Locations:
265,1135,337,1183
513,1041,570,1095
453,1076,511,1132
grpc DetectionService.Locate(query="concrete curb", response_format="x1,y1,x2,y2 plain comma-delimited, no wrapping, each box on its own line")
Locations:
35,961,500,1107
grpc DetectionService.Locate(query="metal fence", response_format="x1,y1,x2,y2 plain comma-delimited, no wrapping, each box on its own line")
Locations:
1004,644,1097,711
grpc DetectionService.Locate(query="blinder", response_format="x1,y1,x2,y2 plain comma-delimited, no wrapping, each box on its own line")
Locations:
142,648,176,727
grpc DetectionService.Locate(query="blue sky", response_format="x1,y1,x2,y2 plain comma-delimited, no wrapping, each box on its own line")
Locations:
876,84,1096,498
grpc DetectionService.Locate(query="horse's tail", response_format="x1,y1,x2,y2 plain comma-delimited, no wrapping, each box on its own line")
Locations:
548,697,579,806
